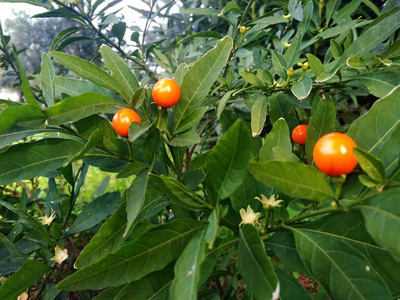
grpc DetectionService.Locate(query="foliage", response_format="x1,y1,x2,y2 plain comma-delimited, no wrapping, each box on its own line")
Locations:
0,0,400,299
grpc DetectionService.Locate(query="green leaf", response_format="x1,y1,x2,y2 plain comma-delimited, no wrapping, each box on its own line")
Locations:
128,121,152,142
0,233,28,275
125,171,149,236
357,187,400,262
0,104,44,134
67,128,103,165
57,220,208,291
180,8,220,16
178,31,223,44
274,267,311,300
306,53,324,77
272,147,302,163
348,85,400,166
115,267,174,299
0,126,47,149
100,45,139,102
158,175,212,210
284,30,302,68
346,56,367,69
206,120,251,200
289,226,392,300
68,192,120,235
0,139,84,185
50,27,83,51
170,130,201,147
217,90,235,119
268,93,299,131
0,260,50,300
271,50,288,79
33,8,86,24
238,225,278,300
265,231,309,275
45,92,118,125
325,0,341,25
249,160,334,201
12,51,41,110
93,286,125,300
40,53,55,106
330,6,400,72
174,63,189,86
111,22,126,46
173,106,209,134
250,94,268,137
291,76,312,100
352,148,385,183
230,172,258,212
173,36,232,133
220,0,242,15
305,96,336,164
330,39,343,60
259,118,291,162
240,71,264,86
50,51,121,94
170,229,206,300
74,203,127,269
355,69,400,98
0,200,52,245
333,0,362,22
116,161,147,178
54,76,118,99
299,211,400,294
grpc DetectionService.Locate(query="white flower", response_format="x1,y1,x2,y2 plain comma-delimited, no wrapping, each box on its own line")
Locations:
17,292,28,300
239,205,261,226
38,212,56,226
255,194,284,210
51,246,68,264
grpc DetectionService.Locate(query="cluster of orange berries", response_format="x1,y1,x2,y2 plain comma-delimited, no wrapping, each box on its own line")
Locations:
112,78,181,137
291,124,358,176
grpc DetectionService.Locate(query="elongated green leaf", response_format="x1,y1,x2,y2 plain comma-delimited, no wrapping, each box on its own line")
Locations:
357,187,400,262
274,267,311,300
170,130,200,147
45,92,118,125
116,161,147,178
230,172,258,212
50,27,83,51
238,225,278,300
67,128,103,165
174,63,189,86
171,230,206,300
68,192,120,235
206,120,251,200
93,286,125,300
159,175,212,210
355,69,400,98
305,96,336,164
0,233,28,275
284,30,302,68
249,160,334,201
259,118,291,162
266,231,309,275
0,200,52,245
353,148,385,183
115,267,174,300
268,93,299,131
300,211,400,294
333,0,362,22
128,121,152,142
50,51,121,94
178,31,222,44
251,94,268,137
271,50,288,79
306,54,324,76
54,76,118,99
217,90,235,119
0,139,84,185
0,126,48,149
12,51,41,109
0,104,44,134
0,260,50,300
174,106,209,134
180,7,219,15
125,171,149,236
173,36,232,133
74,202,127,269
291,76,312,100
100,45,139,102
57,220,208,291
290,226,392,300
330,6,400,72
40,53,55,106
348,85,400,162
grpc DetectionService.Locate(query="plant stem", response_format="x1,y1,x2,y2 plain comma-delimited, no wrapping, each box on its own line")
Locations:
32,271,52,300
